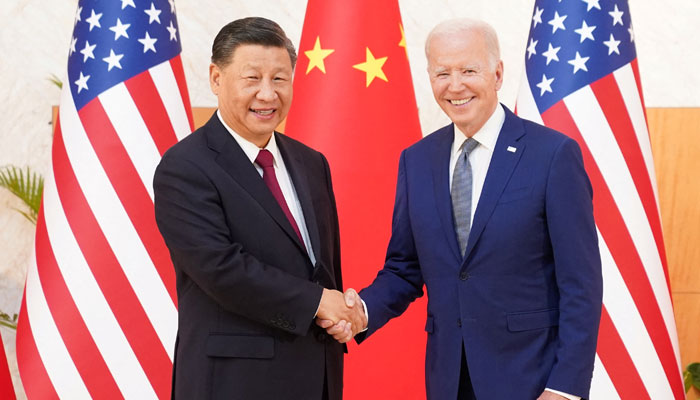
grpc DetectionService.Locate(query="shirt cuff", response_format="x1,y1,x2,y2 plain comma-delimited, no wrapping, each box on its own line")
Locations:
360,298,369,332
545,388,580,400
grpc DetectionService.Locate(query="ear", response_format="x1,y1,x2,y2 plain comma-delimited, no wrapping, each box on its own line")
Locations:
494,60,504,91
209,63,221,95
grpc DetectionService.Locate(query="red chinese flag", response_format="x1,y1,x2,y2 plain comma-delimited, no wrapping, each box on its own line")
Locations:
0,333,16,400
285,0,425,398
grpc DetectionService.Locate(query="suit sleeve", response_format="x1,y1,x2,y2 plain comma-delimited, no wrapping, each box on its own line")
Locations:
321,154,343,292
357,150,424,342
544,138,603,396
153,152,324,336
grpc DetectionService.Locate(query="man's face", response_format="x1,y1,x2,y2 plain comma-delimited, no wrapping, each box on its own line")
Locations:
427,30,503,136
209,44,293,146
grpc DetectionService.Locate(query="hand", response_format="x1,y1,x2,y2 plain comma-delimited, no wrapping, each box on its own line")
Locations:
316,288,366,343
536,390,569,400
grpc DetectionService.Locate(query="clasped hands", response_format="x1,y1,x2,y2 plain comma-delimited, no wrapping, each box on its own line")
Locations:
315,288,366,343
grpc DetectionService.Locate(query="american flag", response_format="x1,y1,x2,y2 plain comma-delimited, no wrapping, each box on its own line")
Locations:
516,0,684,399
16,0,192,398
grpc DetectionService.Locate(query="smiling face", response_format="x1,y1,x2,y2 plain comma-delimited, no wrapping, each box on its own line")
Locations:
209,44,293,147
427,28,503,137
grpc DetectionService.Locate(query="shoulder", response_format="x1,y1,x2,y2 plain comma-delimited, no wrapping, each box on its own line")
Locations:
404,123,453,154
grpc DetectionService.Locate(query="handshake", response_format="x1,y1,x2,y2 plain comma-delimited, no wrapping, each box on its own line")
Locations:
315,288,367,343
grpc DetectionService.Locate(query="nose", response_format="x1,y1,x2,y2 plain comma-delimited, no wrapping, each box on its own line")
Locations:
256,78,277,102
447,74,464,92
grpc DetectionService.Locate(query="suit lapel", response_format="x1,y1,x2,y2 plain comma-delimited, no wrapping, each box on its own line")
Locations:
431,124,463,262
463,107,526,262
276,133,322,263
204,114,306,254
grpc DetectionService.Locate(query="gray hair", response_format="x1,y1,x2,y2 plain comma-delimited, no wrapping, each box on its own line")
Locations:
425,18,501,69
211,17,297,69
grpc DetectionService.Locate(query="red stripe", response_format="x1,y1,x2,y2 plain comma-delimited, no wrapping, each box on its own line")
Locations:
630,59,650,129
35,204,122,399
542,102,684,399
82,99,177,305
16,290,59,400
124,70,179,155
0,318,16,400
596,306,650,399
170,55,194,132
590,76,671,292
52,117,172,399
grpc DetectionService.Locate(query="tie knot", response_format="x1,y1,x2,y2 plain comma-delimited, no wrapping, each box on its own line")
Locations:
255,149,274,168
461,137,479,156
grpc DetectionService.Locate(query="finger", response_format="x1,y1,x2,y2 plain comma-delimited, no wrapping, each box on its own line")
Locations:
316,319,334,329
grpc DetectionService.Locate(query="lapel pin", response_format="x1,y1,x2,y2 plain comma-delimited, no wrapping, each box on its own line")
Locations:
507,146,517,153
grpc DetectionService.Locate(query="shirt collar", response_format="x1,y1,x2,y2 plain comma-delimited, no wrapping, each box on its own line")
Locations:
451,103,506,156
217,109,281,166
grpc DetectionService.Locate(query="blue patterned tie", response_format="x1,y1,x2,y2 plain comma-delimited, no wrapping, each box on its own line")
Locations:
451,137,479,257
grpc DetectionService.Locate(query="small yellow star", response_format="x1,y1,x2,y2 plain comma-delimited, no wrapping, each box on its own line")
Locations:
352,47,388,87
399,23,406,48
304,36,334,74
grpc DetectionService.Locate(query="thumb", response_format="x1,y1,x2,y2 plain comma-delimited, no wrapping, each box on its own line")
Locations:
344,288,357,307
316,319,334,329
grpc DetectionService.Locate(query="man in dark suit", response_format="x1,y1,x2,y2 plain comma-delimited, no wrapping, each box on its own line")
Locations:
321,18,603,400
154,17,364,400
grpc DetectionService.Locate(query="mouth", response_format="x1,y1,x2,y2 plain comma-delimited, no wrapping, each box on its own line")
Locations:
250,108,276,118
448,98,473,106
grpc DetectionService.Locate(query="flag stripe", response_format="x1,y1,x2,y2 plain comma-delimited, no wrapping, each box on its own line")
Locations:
169,55,194,134
35,207,122,399
16,291,60,400
598,231,674,398
590,355,620,400
98,83,162,201
541,101,682,398
124,71,179,156
151,61,192,142
84,94,179,310
23,225,91,399
597,307,651,399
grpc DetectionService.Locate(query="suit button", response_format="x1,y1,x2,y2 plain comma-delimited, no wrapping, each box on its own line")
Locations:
459,271,469,280
457,318,462,327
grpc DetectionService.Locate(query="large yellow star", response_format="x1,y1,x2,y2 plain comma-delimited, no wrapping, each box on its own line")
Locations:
304,36,334,74
352,47,388,87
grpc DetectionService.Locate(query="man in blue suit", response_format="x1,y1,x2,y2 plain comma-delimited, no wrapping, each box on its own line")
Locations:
319,18,602,400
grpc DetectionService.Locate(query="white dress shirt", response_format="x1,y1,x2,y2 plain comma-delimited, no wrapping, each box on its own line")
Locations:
217,110,316,265
447,105,580,400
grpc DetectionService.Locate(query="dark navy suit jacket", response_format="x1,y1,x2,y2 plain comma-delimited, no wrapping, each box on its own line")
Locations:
358,106,603,399
154,113,343,400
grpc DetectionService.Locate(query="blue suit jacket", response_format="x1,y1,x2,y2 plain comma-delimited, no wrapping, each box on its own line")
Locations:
358,106,602,399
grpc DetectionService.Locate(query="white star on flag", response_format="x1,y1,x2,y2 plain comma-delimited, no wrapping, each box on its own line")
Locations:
542,43,561,65
75,6,82,23
581,0,601,12
74,72,90,93
144,3,162,24
120,0,136,9
166,21,178,41
536,74,554,96
628,26,635,42
603,33,621,55
102,49,124,71
168,0,176,13
567,51,589,73
138,31,158,53
527,38,538,59
85,9,103,31
574,20,596,43
609,4,624,26
109,18,130,40
80,40,97,62
70,37,77,55
532,6,544,28
548,11,567,34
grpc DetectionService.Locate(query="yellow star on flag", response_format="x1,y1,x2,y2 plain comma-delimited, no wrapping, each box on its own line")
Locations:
399,23,406,48
304,36,334,74
352,47,388,87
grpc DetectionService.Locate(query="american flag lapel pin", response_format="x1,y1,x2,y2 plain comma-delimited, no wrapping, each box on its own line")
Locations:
507,146,517,153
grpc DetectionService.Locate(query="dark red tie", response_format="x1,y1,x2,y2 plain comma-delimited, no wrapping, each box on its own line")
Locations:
255,149,306,250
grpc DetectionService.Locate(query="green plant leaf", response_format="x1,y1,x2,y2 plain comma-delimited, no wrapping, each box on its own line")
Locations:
0,165,43,224
688,362,700,391
48,73,63,89
685,369,692,393
0,312,17,330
